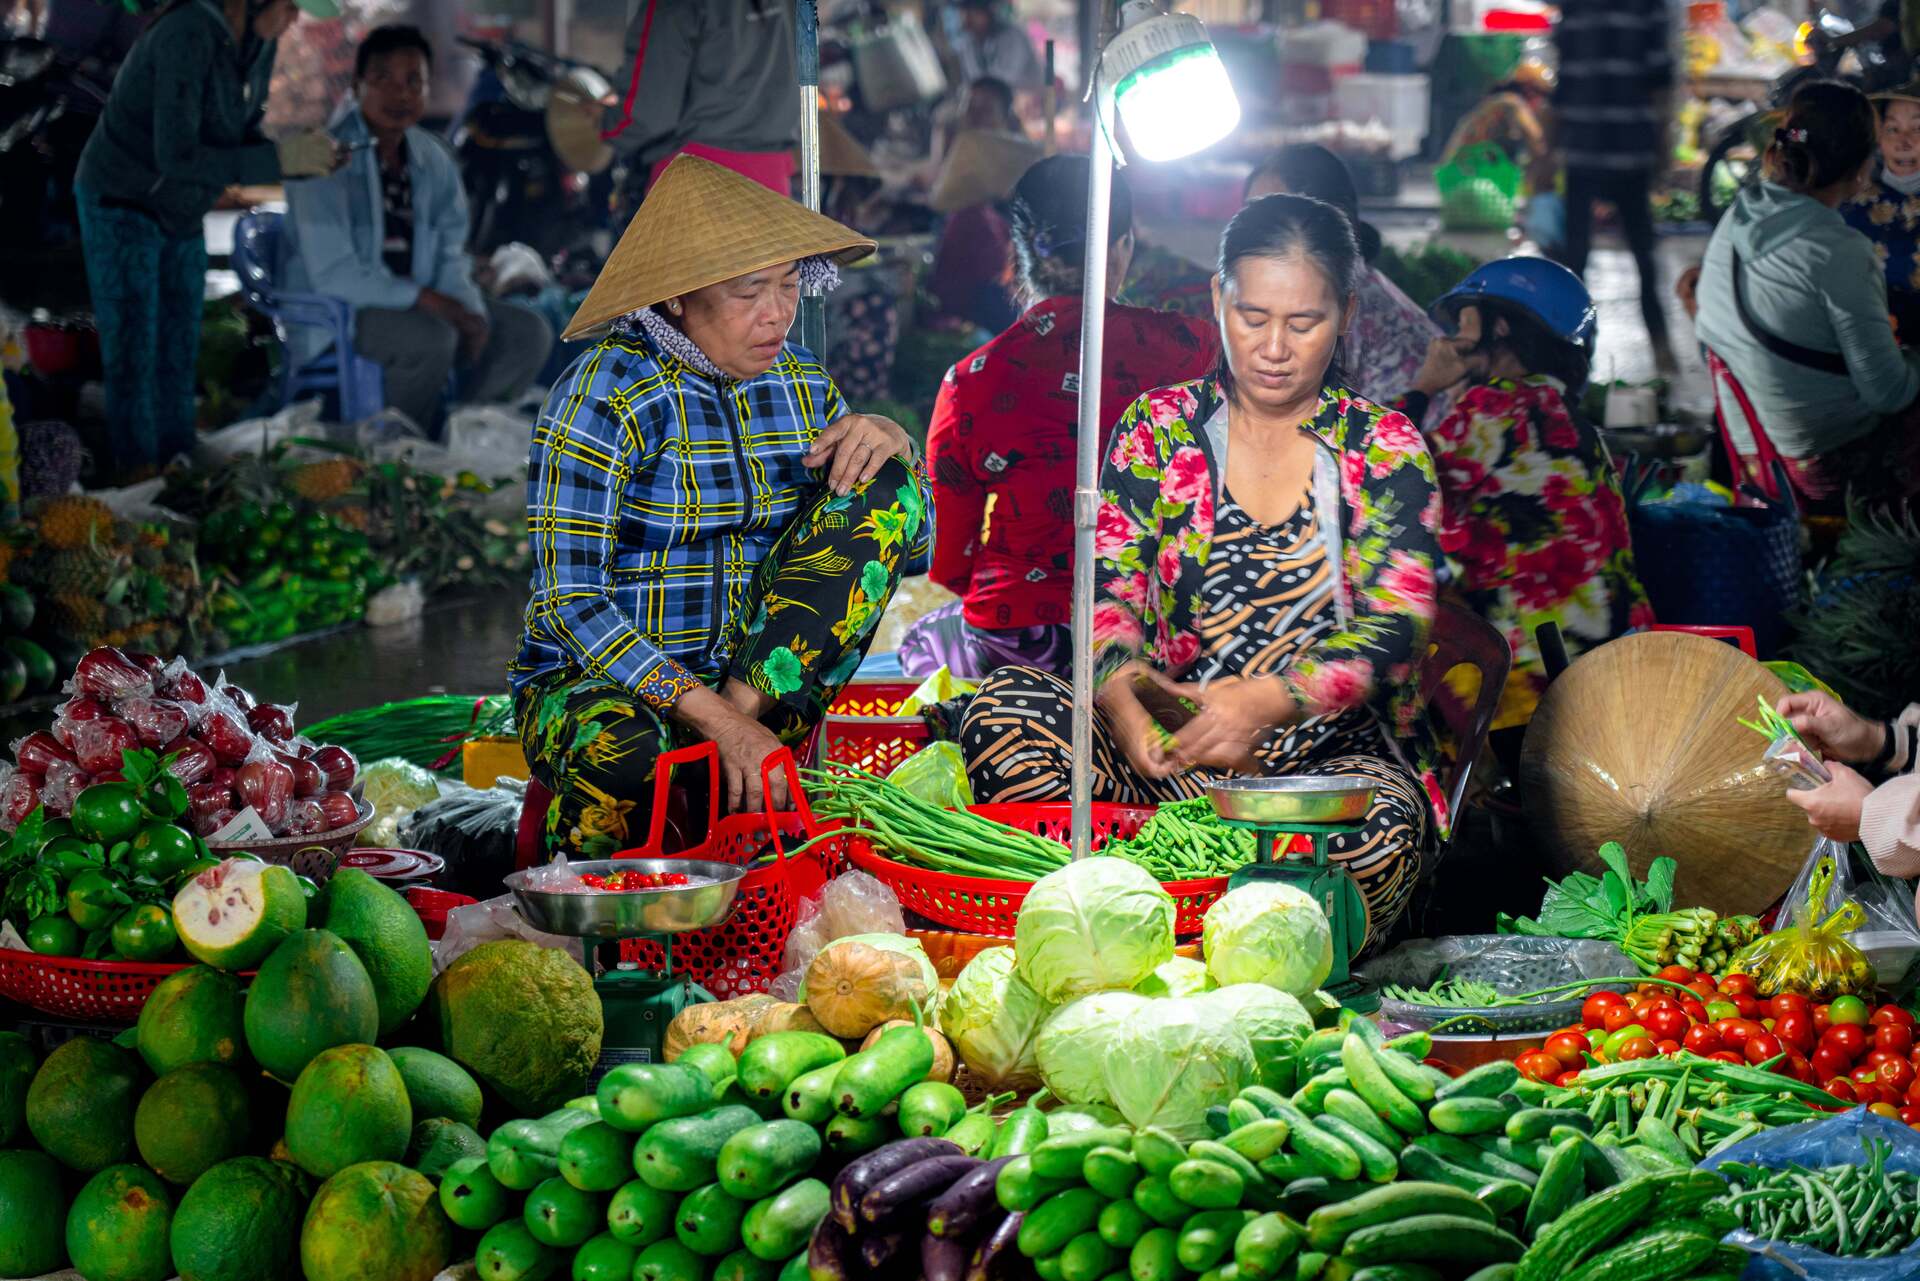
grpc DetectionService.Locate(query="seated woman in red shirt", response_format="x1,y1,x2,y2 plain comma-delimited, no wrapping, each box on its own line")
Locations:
900,155,1218,678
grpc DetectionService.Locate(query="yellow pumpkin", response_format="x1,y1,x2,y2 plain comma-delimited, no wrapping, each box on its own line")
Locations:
748,1002,832,1040
860,1020,956,1083
804,941,935,1038
664,993,777,1060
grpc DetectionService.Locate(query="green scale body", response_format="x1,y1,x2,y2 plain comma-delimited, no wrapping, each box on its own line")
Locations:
1222,819,1375,1012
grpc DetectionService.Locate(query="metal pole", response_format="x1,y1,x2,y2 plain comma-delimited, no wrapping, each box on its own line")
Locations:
1069,9,1117,861
796,0,825,355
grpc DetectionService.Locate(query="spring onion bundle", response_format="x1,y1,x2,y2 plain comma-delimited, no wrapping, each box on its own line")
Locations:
302,695,513,773
1737,695,1805,745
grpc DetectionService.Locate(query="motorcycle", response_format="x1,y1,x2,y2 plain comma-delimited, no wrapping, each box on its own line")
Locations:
450,34,611,260
0,35,111,259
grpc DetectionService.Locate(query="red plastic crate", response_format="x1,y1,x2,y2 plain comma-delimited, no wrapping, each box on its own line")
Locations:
818,680,929,777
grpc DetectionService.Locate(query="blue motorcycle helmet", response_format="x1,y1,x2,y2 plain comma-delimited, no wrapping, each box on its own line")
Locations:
1429,256,1598,354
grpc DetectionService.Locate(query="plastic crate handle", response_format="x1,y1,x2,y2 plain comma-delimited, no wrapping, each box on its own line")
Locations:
643,742,723,854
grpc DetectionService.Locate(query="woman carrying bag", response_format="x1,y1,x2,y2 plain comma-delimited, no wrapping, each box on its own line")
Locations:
75,0,343,481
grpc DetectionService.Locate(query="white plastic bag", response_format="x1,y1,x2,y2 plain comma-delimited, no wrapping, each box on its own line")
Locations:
768,872,906,1001
432,893,584,975
194,400,325,460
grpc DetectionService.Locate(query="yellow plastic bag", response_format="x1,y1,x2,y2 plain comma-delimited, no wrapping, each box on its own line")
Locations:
1730,855,1877,1000
895,666,978,717
884,741,973,810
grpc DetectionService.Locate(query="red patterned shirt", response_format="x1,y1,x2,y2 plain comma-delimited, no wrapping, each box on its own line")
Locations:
927,297,1217,630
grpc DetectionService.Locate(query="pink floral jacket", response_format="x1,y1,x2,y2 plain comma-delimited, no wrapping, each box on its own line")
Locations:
1093,377,1451,834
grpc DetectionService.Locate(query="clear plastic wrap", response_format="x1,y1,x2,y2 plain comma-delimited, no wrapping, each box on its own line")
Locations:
0,764,32,831
768,871,907,1002
1358,934,1635,1033
431,892,583,974
68,716,140,775
114,695,190,750
400,780,525,900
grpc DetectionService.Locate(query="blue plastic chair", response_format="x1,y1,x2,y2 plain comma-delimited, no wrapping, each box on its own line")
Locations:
230,209,386,423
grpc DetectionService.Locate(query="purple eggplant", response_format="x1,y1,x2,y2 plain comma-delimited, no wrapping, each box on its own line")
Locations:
923,1231,973,1281
860,1154,983,1225
829,1138,962,1231
928,1157,1015,1240
964,1211,1023,1281
858,1230,908,1270
808,1217,860,1281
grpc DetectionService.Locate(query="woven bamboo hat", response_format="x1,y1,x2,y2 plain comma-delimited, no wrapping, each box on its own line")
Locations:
1518,632,1809,917
1875,77,1920,107
546,66,615,175
930,129,1043,214
562,155,877,341
802,113,880,179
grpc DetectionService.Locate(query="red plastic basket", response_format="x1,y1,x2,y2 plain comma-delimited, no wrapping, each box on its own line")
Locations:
818,680,929,777
824,802,1229,938
614,745,843,999
0,950,205,1023
405,887,479,941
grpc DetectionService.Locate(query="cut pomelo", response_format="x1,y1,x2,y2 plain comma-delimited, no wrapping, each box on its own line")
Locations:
173,859,308,971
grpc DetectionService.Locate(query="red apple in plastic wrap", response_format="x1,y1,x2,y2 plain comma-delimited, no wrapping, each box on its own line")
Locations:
51,698,108,749
309,744,359,792
193,807,236,838
287,755,325,799
187,780,231,828
39,760,89,818
71,717,140,776
2,773,40,828
125,651,166,678
74,647,153,702
315,790,360,831
235,759,293,833
119,696,190,749
285,798,331,837
246,703,295,744
165,739,216,787
92,770,125,785
161,668,208,705
205,766,237,795
15,731,75,778
221,683,256,714
198,709,255,766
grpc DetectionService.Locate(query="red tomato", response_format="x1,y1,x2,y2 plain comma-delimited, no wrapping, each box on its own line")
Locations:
1878,1023,1915,1055
1775,1012,1817,1055
1683,1024,1724,1055
1555,1069,1584,1088
1515,1052,1564,1083
1871,1102,1901,1119
1852,1064,1882,1087
1656,964,1697,985
1617,1037,1659,1061
1603,1005,1638,1035
1900,1106,1920,1126
1823,1024,1869,1060
1880,1058,1917,1095
1882,1083,1908,1106
1716,1019,1761,1052
1746,1033,1785,1065
1543,1032,1591,1070
1789,1054,1816,1084
1681,1000,1708,1024
1827,1078,1859,1103
1656,1039,1683,1056
1812,1044,1854,1082
1719,973,1758,998
1874,1006,1918,1029
1688,976,1720,1000
1815,1005,1833,1035
1582,992,1626,1029
1907,1078,1920,1105
1709,1050,1745,1065
1732,994,1762,1020
1646,1007,1691,1042
1867,1048,1904,1071
1769,993,1812,1021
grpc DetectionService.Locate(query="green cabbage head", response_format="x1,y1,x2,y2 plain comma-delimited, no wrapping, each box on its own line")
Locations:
1132,956,1213,999
938,946,1053,1092
1104,997,1258,1141
1202,882,1333,997
1198,983,1313,1064
1034,991,1150,1106
1015,860,1175,1003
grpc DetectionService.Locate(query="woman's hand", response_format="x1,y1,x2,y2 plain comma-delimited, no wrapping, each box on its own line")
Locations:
1412,334,1473,397
1786,760,1875,843
806,413,915,495
1674,265,1702,321
1097,662,1181,781
1167,675,1292,774
1777,692,1883,763
672,687,791,814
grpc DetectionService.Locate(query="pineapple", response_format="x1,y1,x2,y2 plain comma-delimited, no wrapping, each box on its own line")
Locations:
284,458,362,503
46,549,113,598
48,594,105,639
33,495,115,550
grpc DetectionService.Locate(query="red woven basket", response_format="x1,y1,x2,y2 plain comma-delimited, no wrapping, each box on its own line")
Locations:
0,950,207,1023
818,680,928,776
825,802,1229,938
614,745,844,998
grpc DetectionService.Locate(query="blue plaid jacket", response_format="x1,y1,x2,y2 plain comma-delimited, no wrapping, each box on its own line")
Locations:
512,329,932,711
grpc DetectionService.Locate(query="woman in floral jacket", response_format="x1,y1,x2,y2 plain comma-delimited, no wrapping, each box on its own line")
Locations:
961,195,1446,950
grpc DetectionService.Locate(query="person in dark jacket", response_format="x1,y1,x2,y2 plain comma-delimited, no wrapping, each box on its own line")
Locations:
75,0,341,479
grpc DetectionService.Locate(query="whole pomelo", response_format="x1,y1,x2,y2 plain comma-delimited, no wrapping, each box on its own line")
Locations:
135,1062,254,1185
26,1036,141,1171
137,965,247,1075
170,1156,308,1281
66,1163,173,1281
300,1160,451,1281
407,1117,486,1178
0,1148,69,1276
428,939,603,1114
312,868,433,1036
0,1029,36,1144
388,1045,483,1129
285,1043,411,1179
243,929,378,1082
173,859,307,971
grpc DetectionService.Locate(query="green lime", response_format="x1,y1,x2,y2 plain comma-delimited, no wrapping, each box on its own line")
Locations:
110,905,177,962
25,916,80,956
67,869,125,931
129,823,198,883
71,783,144,845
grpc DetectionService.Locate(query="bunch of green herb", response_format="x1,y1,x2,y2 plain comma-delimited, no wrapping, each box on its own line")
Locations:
1498,842,1722,973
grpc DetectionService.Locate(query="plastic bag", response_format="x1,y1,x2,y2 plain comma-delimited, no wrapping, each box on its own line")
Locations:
431,892,584,975
401,779,526,900
1732,852,1878,999
1521,190,1565,250
884,741,973,809
1701,1108,1920,1281
768,871,906,1002
359,757,444,849
1782,839,1920,993
1360,934,1634,1032
895,666,978,717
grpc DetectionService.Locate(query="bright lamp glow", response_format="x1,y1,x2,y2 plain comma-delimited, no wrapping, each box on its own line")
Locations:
1105,9,1240,163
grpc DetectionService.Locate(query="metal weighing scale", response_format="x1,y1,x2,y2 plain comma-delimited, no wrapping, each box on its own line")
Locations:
1206,777,1378,1013
504,858,747,1070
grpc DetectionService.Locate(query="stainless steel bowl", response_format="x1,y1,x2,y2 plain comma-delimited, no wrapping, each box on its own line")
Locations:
1206,777,1377,825
504,859,746,939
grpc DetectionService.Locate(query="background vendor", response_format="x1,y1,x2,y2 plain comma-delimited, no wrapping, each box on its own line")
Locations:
511,157,932,857
1843,78,1920,341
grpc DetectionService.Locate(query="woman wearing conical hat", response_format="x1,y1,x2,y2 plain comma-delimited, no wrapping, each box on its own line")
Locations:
511,156,931,857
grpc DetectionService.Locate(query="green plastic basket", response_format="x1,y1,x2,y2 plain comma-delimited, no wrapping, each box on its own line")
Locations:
1437,142,1522,231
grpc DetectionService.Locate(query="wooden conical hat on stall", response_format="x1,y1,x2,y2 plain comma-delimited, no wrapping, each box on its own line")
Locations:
1517,632,1809,916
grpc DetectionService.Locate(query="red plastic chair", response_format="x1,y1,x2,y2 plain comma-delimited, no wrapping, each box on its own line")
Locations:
1649,622,1758,659
1705,349,1811,508
1417,602,1513,838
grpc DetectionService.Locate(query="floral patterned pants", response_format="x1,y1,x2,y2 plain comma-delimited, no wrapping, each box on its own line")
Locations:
515,462,920,857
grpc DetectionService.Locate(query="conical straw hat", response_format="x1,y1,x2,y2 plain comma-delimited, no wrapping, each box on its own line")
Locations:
800,113,880,179
1518,632,1808,917
563,154,877,341
546,66,614,176
930,129,1042,214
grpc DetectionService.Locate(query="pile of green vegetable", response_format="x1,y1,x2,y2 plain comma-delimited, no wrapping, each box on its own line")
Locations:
1099,798,1259,881
1711,1138,1919,1258
1498,843,1762,974
199,502,384,644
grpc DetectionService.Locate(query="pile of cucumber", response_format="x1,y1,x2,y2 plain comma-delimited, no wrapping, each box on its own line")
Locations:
430,1018,992,1281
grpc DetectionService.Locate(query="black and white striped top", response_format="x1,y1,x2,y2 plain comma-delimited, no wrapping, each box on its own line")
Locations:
1552,0,1676,171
